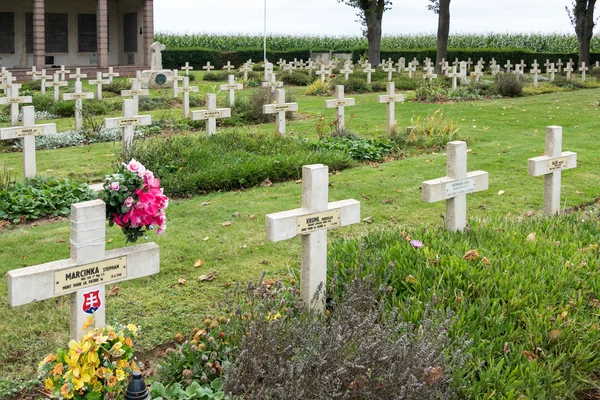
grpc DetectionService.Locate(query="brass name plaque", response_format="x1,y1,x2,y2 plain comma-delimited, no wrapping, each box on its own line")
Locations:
71,93,89,99
203,110,223,118
54,257,127,295
130,90,146,95
334,100,350,107
297,209,341,234
118,117,141,127
386,96,400,102
223,85,238,90
7,98,24,104
548,157,569,172
273,105,291,112
16,127,44,137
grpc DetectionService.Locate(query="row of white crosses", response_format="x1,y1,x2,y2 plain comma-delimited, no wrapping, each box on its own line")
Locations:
0,73,32,126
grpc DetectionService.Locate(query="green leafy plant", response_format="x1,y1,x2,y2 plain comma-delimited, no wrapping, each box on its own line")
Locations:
392,109,460,150
495,72,524,97
305,78,331,96
313,136,395,161
415,78,449,102
149,380,225,400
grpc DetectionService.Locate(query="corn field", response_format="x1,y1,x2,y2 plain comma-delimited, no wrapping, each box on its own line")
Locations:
155,32,600,53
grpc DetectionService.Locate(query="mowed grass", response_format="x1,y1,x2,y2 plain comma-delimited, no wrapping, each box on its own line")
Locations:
1,75,600,396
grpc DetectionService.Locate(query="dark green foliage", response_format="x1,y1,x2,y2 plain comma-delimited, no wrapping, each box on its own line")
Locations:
162,48,311,70
230,88,295,125
0,177,98,223
21,80,41,92
415,79,449,102
138,96,180,112
103,80,132,95
149,380,224,400
495,72,524,97
82,99,113,116
281,71,311,86
313,136,395,161
394,76,419,90
592,66,600,80
223,276,466,400
51,100,76,118
203,72,229,82
553,76,586,89
330,77,372,93
127,131,354,196
31,95,55,114
328,213,600,398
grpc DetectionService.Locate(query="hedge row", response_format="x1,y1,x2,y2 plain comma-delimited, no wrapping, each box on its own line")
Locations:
163,47,600,70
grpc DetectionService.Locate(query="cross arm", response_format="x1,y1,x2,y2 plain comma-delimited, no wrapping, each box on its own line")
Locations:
219,83,244,90
0,123,56,139
422,171,489,203
325,98,356,108
63,93,94,100
8,242,159,306
263,103,299,114
192,109,232,120
528,152,577,176
266,199,360,242
377,94,405,104
104,115,152,128
0,96,33,105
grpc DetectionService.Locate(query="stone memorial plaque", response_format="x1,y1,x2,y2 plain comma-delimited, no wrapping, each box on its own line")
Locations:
548,157,569,171
334,100,350,107
273,105,291,112
71,94,89,100
54,256,127,295
7,98,24,104
130,90,145,95
16,127,44,137
386,96,401,102
223,84,238,90
203,110,223,118
118,117,141,127
155,74,167,85
296,209,341,234
445,178,476,198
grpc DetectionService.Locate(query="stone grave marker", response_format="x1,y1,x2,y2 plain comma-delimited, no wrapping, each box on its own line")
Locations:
63,82,94,130
544,59,552,71
277,59,286,69
7,199,160,340
39,69,48,95
424,65,438,81
382,60,396,81
26,66,42,80
0,84,32,126
239,63,252,82
104,99,152,151
181,62,194,76
547,63,557,81
363,63,376,83
261,73,283,96
406,62,417,79
171,70,185,98
340,64,353,81
447,66,460,90
470,66,483,82
69,68,88,83
59,65,71,81
175,76,199,118
305,60,316,77
266,164,360,311
263,62,274,82
222,61,235,73
565,61,574,80
557,59,564,72
504,60,513,72
192,93,231,136
48,73,68,102
422,141,489,231
0,72,16,96
103,67,120,83
531,60,541,87
88,72,110,100
203,62,215,74
325,85,355,131
377,82,404,135
315,63,331,83
220,75,243,106
398,57,406,70
528,126,577,215
579,62,588,81
121,80,149,116
263,88,298,135
0,106,56,178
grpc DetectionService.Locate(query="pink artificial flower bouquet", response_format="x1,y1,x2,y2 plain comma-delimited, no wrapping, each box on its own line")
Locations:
103,159,169,243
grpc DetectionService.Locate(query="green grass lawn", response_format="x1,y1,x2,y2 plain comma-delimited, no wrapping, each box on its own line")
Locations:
1,74,600,398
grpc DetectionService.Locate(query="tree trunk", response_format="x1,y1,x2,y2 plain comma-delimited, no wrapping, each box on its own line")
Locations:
365,1,383,66
435,0,451,74
574,0,597,67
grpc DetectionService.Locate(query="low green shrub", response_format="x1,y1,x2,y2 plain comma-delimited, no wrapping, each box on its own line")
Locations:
393,76,419,90
21,80,41,92
313,136,395,161
553,76,586,89
149,380,225,400
139,95,180,112
330,76,372,94
203,72,229,81
51,100,76,118
281,71,311,86
0,177,98,223
103,80,131,95
305,79,331,95
230,88,295,125
495,72,524,97
127,131,354,196
415,79,448,102
391,109,459,150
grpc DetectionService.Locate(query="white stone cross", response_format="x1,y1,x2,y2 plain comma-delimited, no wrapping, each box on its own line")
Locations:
424,65,438,81
266,164,360,311
121,80,149,116
0,72,17,96
557,59,564,72
88,72,110,100
447,66,461,90
59,65,71,81
325,85,355,131
531,60,541,87
48,73,68,102
490,59,498,76
363,63,376,83
422,141,489,232
7,199,160,340
305,60,316,77
0,84,33,126
0,106,56,178
277,59,287,69
150,42,166,70
103,67,120,83
504,60,513,72
547,63,557,81
283,62,296,76
466,58,473,71
222,61,235,73
459,61,468,81
181,62,194,76
69,68,88,83
203,62,215,73
382,61,396,81
377,82,404,135
263,62,274,82
565,62,574,80
528,126,577,215
440,61,450,75
63,82,94,130
26,66,42,80
518,60,526,74
406,63,417,79
340,64,353,81
171,69,185,98
261,73,283,95
104,99,152,151
263,88,299,135
191,93,232,136
544,59,552,71
579,62,588,82
175,76,199,118
412,57,420,66
470,66,483,82
315,63,331,83
39,69,48,95
220,75,243,106
239,63,252,82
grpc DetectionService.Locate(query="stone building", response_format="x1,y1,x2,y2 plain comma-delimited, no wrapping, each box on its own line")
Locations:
0,0,154,70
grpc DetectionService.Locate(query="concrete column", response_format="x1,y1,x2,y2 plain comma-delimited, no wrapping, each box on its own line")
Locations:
143,0,154,67
97,0,109,68
33,0,45,70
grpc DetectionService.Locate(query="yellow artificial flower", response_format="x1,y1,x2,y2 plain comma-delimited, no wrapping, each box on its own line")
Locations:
125,337,133,347
116,368,126,381
44,378,54,390
68,339,91,359
96,367,107,379
51,363,64,376
127,324,138,333
107,375,117,387
60,383,73,399
43,353,58,364
82,316,94,331
109,341,124,357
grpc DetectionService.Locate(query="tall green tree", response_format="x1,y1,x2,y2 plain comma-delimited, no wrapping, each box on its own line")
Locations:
566,0,597,67
428,0,451,74
338,0,392,65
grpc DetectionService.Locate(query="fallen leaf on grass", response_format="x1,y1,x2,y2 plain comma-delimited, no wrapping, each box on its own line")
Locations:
260,260,271,265
261,179,273,187
576,190,582,195
263,279,276,287
548,329,561,341
249,215,256,219
295,179,302,184
503,342,510,354
178,277,186,285
197,272,218,282
222,221,232,227
381,198,394,204
526,232,537,242
463,249,480,261
232,211,240,217
363,216,373,224
498,190,505,196
522,350,539,362
202,236,209,241
405,275,417,284
482,257,491,265
423,366,443,385
193,259,205,268
57,238,66,243
201,201,211,206
223,282,232,288
107,285,119,297
589,297,600,308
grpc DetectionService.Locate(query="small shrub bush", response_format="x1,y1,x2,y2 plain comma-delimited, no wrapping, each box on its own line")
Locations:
415,79,449,102
127,131,354,196
305,79,331,96
330,76,372,93
592,66,600,80
51,100,76,118
230,88,295,125
203,72,229,81
139,95,179,111
103,80,131,95
0,177,98,222
394,76,419,90
495,72,524,97
313,136,395,161
281,71,311,86
553,76,586,89
31,95,55,114
391,109,459,150
21,80,41,92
